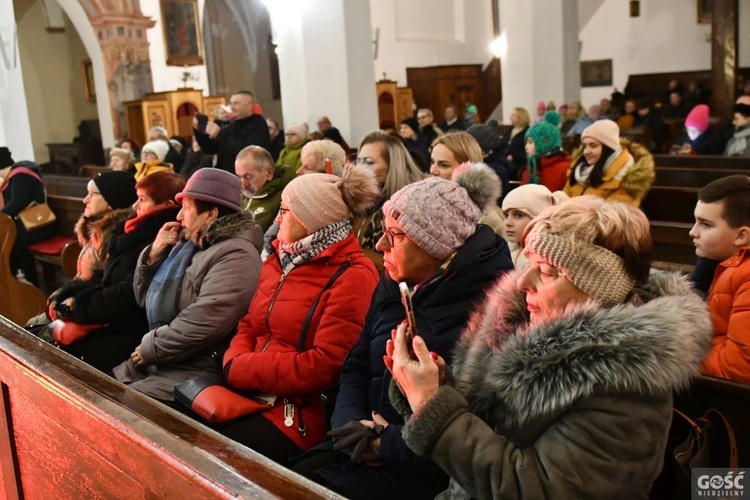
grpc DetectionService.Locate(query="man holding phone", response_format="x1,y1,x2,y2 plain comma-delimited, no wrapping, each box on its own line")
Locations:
193,90,271,174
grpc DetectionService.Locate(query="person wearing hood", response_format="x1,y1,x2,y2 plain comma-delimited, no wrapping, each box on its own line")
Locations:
0,154,56,281
724,102,750,157
50,172,185,373
292,164,513,499
673,104,722,155
466,123,511,200
113,168,263,403
134,140,174,180
276,122,309,172
221,165,381,463
399,117,431,173
387,195,713,499
521,111,570,192
564,119,655,207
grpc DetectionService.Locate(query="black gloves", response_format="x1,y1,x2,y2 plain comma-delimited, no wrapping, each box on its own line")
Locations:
328,420,385,464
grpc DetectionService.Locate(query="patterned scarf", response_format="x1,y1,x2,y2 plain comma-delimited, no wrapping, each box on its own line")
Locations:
278,219,351,275
145,241,198,329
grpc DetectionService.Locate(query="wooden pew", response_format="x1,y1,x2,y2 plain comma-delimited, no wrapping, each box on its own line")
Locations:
0,316,341,498
0,215,47,324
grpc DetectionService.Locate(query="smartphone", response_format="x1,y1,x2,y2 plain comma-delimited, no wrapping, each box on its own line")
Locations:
399,282,418,346
195,113,208,133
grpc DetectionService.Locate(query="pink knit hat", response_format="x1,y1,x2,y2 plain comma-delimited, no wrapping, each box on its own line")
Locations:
383,162,500,260
685,104,710,131
581,119,621,151
176,168,242,212
282,164,380,233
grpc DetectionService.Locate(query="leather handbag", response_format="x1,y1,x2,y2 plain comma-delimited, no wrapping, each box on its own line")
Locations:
174,374,276,424
18,201,57,231
49,319,106,346
673,408,738,470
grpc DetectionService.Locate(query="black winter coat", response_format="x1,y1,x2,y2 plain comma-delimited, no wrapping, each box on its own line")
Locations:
318,225,513,497
56,207,180,374
499,125,528,179
194,114,271,174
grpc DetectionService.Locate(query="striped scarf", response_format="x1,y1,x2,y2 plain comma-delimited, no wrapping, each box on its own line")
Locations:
278,219,351,274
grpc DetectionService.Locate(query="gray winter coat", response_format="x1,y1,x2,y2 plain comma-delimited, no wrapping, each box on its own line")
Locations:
113,212,263,402
391,271,713,500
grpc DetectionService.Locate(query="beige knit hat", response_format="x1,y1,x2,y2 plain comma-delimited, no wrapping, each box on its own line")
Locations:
581,119,621,151
109,147,133,163
286,122,309,141
502,184,569,218
282,164,380,233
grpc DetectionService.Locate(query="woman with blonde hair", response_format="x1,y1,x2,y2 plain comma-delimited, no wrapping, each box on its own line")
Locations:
499,107,530,178
431,131,506,236
387,195,712,499
354,131,425,269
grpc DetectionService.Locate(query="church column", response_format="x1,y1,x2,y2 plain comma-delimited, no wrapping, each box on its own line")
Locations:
267,0,378,145
0,2,34,160
498,0,580,122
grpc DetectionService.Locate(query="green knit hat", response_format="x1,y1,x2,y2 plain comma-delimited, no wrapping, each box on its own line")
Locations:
525,111,562,158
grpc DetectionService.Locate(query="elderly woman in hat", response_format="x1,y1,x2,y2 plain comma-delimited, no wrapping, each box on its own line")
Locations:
293,163,513,498
133,140,174,180
386,196,712,499
108,147,134,173
113,169,263,403
219,165,381,463
275,122,309,172
50,172,185,373
564,119,654,206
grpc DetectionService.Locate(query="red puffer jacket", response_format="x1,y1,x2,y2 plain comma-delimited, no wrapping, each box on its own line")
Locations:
223,232,379,449
520,152,571,192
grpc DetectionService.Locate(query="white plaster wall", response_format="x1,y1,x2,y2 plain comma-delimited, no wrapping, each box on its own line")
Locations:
579,0,750,107
0,3,34,160
141,0,210,95
369,0,494,86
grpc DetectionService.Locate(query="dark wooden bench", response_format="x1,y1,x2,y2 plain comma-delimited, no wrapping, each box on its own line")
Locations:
0,215,47,324
654,154,750,171
0,316,341,498
654,167,750,188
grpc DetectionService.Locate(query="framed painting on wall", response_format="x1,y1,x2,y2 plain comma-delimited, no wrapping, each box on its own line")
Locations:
82,59,95,101
580,59,613,87
697,0,711,24
160,0,204,66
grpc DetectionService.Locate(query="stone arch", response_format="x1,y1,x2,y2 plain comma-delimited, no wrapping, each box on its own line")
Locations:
53,0,115,147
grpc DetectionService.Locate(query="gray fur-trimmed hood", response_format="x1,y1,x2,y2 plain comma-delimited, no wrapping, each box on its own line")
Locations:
451,270,713,428
196,211,262,251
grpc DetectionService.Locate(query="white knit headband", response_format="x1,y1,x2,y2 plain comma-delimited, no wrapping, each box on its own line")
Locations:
524,227,635,306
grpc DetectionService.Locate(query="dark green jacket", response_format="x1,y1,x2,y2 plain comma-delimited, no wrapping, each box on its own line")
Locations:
246,165,296,232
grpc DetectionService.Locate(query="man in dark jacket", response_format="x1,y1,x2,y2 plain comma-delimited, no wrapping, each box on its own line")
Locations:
317,116,351,158
193,90,271,173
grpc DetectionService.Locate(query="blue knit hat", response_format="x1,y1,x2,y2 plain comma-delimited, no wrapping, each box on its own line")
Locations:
525,111,562,184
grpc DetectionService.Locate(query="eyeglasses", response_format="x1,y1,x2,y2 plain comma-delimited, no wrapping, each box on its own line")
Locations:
238,173,255,182
380,221,406,247
278,206,290,217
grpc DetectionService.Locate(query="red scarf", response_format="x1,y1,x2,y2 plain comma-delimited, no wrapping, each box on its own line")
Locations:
124,205,177,233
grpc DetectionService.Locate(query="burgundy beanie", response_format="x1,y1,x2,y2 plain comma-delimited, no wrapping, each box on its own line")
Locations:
685,104,710,131
176,168,242,212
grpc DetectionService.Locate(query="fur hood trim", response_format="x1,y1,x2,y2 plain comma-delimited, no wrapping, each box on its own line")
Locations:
570,138,655,201
197,211,261,250
452,270,712,428
75,208,134,246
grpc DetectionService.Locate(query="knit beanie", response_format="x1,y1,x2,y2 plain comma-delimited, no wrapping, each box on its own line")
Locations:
525,112,562,157
502,184,569,218
383,162,500,260
467,124,503,152
685,104,710,132
401,117,420,136
581,119,621,151
109,147,133,163
287,123,309,140
0,147,13,169
282,164,380,233
93,171,137,209
141,140,169,161
176,168,242,212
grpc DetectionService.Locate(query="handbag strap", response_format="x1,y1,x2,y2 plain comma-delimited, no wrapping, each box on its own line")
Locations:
296,260,352,352
673,408,739,469
6,166,48,203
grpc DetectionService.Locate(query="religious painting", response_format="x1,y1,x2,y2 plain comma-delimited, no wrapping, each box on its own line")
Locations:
580,59,613,87
697,0,711,24
160,0,204,66
82,59,95,101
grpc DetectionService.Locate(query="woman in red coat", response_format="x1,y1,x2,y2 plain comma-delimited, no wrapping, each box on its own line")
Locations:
221,164,381,463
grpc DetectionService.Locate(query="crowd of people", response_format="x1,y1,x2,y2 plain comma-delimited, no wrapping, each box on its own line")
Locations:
1,81,750,498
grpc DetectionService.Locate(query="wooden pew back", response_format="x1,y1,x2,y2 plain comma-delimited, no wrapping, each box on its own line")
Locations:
0,316,341,499
0,215,46,324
